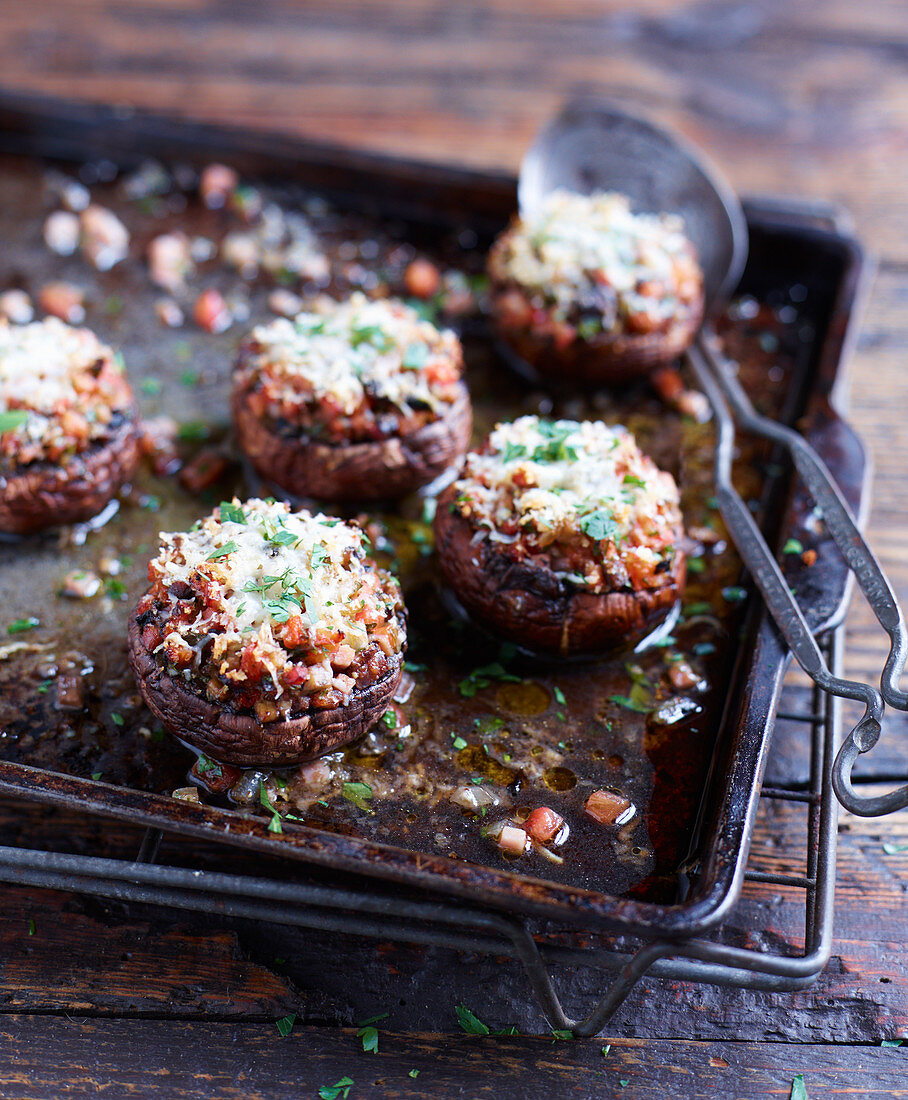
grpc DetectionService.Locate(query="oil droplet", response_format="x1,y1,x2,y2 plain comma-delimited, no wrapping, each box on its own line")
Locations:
591,749,606,760
496,680,551,715
608,754,624,768
456,744,517,786
543,766,577,791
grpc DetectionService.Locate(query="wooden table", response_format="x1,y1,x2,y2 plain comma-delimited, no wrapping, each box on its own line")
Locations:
1,2,907,1096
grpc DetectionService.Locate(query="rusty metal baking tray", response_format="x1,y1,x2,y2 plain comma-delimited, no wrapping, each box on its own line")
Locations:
0,91,868,942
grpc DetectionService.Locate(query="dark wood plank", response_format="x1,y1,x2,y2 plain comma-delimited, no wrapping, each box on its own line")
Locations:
1,792,907,1042
0,1018,906,1100
0,887,297,1018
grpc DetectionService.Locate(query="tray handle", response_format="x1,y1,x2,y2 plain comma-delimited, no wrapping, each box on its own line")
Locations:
687,335,908,816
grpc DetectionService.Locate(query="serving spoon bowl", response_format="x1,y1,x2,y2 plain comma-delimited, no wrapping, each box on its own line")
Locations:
519,99,908,817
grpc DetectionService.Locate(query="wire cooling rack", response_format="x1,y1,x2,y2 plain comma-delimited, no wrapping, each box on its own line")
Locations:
0,631,841,1035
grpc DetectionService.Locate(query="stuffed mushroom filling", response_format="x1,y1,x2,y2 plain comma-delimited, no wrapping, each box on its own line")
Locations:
488,190,703,341
0,317,134,473
449,416,682,594
133,498,405,721
234,293,464,445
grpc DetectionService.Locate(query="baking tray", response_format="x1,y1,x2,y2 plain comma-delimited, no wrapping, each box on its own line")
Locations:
0,91,868,938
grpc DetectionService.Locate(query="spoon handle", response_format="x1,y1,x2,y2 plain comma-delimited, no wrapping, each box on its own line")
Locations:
686,336,908,816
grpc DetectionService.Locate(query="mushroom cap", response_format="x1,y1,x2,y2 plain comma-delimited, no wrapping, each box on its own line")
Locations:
0,415,139,535
488,284,704,386
232,380,472,501
433,484,685,655
128,611,403,767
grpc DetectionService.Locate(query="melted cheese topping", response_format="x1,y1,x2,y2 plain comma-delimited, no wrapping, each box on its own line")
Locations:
0,318,132,463
452,417,682,589
490,190,701,330
242,293,461,418
152,499,399,646
148,499,403,697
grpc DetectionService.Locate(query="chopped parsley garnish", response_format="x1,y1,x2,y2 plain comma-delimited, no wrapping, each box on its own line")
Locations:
402,342,429,370
180,370,201,387
357,1026,379,1054
458,662,521,698
310,542,328,569
111,712,125,727
684,601,713,616
551,1029,574,1041
219,501,247,524
455,1004,490,1035
0,410,29,433
789,1075,807,1100
28,919,36,936
528,421,578,463
276,1013,296,1037
197,755,222,777
577,317,602,340
881,1039,904,1047
342,781,374,813
350,322,392,351
105,578,128,600
37,679,52,694
259,783,283,833
452,736,467,751
206,540,238,560
553,686,566,706
622,474,646,490
381,710,397,729
318,1078,354,1100
501,441,528,463
609,694,652,714
580,509,619,542
140,377,163,395
177,420,210,442
686,557,706,574
783,538,804,555
408,1070,419,1078
882,842,908,854
7,617,39,635
266,526,299,548
722,585,747,603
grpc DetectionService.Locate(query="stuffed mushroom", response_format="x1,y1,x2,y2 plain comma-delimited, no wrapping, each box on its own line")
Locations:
487,191,704,385
0,317,139,534
232,293,472,501
128,497,406,766
434,416,685,655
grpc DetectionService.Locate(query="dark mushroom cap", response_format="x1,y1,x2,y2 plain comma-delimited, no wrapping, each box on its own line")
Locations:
0,415,139,535
232,381,472,501
128,611,403,767
433,482,685,655
489,283,704,386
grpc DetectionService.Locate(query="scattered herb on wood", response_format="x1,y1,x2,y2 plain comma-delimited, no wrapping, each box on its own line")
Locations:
789,1075,808,1100
318,1077,354,1100
458,662,520,698
276,1013,296,1037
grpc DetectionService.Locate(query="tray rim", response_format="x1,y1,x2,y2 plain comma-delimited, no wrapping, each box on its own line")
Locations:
0,89,870,937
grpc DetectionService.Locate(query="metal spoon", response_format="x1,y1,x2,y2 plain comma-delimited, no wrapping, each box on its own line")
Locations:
519,99,908,816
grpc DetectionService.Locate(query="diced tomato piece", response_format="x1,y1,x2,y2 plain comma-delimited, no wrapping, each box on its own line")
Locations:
524,807,564,843
240,645,265,683
283,615,306,649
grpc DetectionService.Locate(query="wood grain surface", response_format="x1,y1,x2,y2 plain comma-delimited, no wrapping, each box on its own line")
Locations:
0,1,907,1097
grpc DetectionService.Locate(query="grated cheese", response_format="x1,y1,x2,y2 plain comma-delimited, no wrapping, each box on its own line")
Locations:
148,498,403,696
490,190,701,331
452,416,682,589
240,292,461,417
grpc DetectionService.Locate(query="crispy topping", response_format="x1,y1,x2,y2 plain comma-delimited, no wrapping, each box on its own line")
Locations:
0,318,133,465
237,293,462,429
146,498,404,701
489,190,702,335
451,416,681,592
